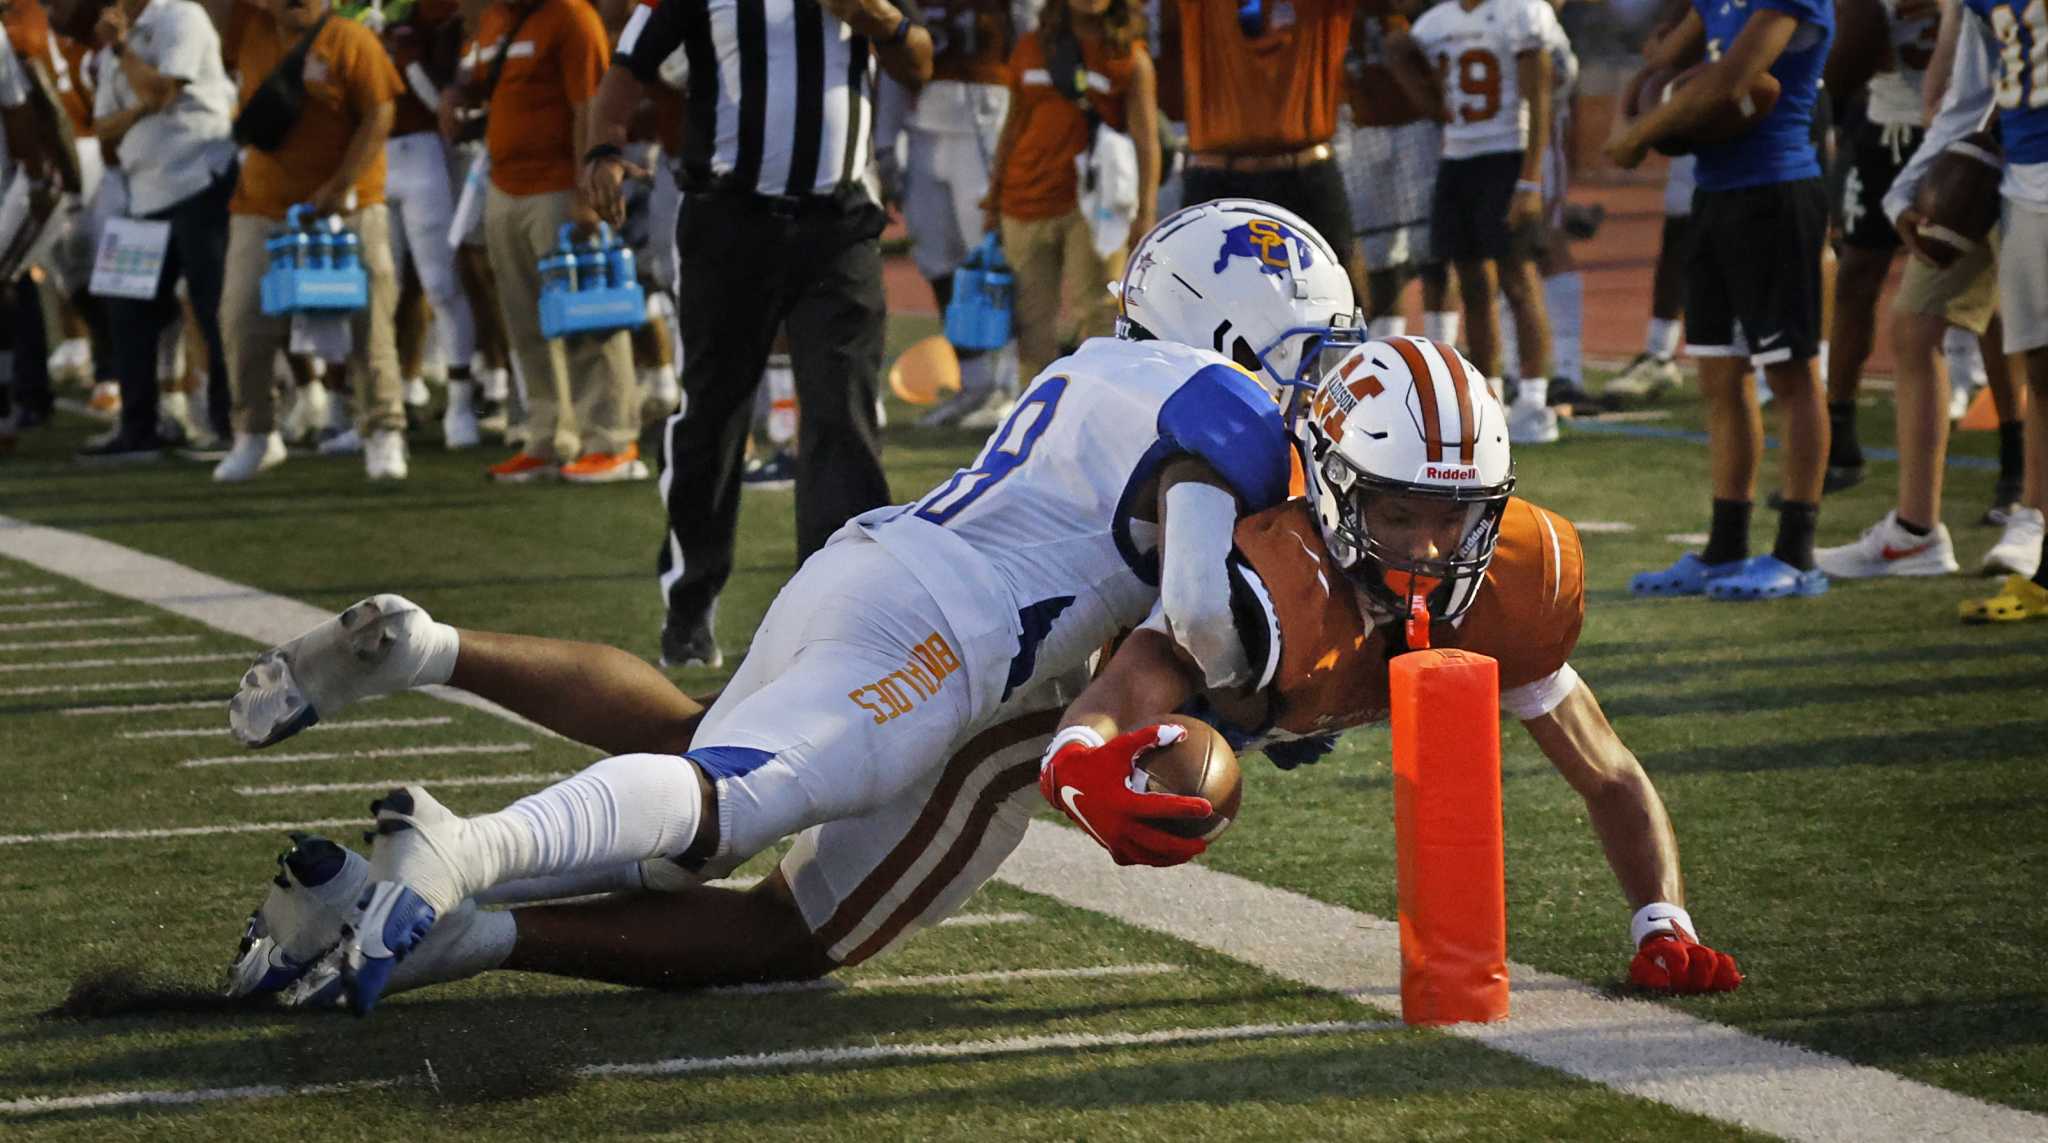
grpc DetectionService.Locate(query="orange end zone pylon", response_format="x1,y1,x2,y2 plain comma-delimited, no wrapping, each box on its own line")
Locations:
1389,601,1509,1025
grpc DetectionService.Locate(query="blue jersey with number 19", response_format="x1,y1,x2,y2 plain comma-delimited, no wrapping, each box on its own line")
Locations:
857,337,1295,707
1966,0,2048,165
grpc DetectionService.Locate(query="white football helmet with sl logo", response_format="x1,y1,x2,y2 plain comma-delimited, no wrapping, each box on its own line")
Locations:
1112,198,1361,404
1295,336,1516,624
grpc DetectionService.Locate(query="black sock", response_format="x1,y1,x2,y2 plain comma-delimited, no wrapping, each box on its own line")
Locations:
1894,515,1932,536
1703,498,1752,565
1998,420,2025,493
2032,540,2048,589
1774,500,1819,571
1828,401,1863,468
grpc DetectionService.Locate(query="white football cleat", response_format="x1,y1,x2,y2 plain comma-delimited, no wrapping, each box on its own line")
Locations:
364,429,408,481
1982,507,2044,578
225,833,370,1002
282,382,331,445
345,786,483,1015
1815,511,1960,579
229,593,457,747
443,381,481,449
1507,400,1560,445
317,427,364,456
213,432,286,483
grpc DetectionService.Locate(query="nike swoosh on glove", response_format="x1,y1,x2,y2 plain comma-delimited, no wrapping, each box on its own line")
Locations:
1039,723,1215,867
1630,931,1744,993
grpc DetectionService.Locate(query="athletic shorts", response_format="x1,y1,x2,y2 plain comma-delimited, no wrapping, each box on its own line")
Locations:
2001,197,2048,354
902,83,1007,280
1433,151,1545,264
1664,155,1698,218
1685,178,1828,367
1894,227,2000,335
1839,116,1924,251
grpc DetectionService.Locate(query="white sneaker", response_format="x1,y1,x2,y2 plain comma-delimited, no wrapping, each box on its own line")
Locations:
318,427,364,456
282,382,331,445
957,395,1017,431
229,593,458,747
481,366,510,403
1949,382,1973,424
1815,511,1960,578
640,365,680,418
1982,506,2044,578
225,834,371,1000
365,429,408,480
1604,353,1682,400
1508,400,1560,445
346,786,487,1014
403,377,432,409
48,337,91,385
213,431,286,482
443,381,480,449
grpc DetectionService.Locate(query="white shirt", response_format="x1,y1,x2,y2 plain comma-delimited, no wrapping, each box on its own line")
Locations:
96,0,236,216
1410,0,1550,159
1866,0,1939,128
1884,7,2048,216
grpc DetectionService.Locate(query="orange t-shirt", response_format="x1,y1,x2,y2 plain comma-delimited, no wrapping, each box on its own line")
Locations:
230,15,404,219
470,0,608,196
996,31,1141,222
1179,0,1350,153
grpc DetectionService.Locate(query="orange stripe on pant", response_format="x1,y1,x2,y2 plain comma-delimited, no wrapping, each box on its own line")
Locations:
1390,647,1508,1025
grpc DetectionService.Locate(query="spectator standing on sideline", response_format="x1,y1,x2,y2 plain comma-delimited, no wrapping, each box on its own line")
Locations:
1609,0,1834,602
74,0,237,461
212,0,405,482
983,0,1157,383
1164,0,1359,273
463,0,642,485
583,0,930,668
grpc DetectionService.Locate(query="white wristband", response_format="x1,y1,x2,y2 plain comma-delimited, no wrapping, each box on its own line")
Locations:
1631,902,1696,947
1516,179,1543,193
1041,724,1106,776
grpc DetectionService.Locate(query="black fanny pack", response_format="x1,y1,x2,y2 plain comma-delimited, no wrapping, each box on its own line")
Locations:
231,13,332,153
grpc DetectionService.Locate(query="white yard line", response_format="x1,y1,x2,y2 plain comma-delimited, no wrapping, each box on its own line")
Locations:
710,962,1177,996
1666,532,1710,545
995,822,2048,1143
1572,521,1638,535
0,1079,400,1116
0,616,148,632
0,635,201,653
0,818,362,846
128,716,456,742
0,585,58,597
181,742,535,769
0,651,247,674
0,600,90,613
233,766,562,795
0,678,215,697
937,911,1035,928
61,698,229,717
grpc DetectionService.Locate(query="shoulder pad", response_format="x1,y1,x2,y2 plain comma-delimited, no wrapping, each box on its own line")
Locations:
1449,499,1585,690
1155,363,1292,512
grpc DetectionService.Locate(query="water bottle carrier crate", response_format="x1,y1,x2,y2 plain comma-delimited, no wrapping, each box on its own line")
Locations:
260,204,369,317
943,233,1012,352
537,221,647,340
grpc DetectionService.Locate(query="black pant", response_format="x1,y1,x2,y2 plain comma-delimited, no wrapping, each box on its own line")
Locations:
106,164,235,440
658,185,892,631
1180,158,1356,270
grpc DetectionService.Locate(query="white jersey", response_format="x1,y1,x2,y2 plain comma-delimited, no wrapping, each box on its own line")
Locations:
1867,0,1939,128
1410,0,1550,159
857,338,1293,712
1536,1,1578,98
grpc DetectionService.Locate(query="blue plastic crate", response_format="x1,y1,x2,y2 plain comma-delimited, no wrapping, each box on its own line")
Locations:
536,221,647,339
944,234,1012,351
261,265,369,316
539,281,647,339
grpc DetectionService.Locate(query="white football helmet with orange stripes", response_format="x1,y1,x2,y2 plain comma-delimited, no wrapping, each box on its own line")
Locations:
1295,336,1516,624
1112,198,1362,402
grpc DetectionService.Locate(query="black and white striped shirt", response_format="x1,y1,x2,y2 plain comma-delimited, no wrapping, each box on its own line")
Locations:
619,0,876,198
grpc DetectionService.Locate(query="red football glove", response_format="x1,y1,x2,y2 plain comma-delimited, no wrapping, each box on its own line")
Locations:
1630,930,1744,993
1040,724,1215,867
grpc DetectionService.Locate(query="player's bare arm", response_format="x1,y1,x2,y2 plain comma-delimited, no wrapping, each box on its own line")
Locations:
1385,31,1449,123
581,65,651,224
1517,680,1682,908
818,0,933,89
1510,48,1551,226
1611,9,1799,167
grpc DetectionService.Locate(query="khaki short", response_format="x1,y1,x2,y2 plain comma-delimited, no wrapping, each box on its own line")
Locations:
1893,225,2000,334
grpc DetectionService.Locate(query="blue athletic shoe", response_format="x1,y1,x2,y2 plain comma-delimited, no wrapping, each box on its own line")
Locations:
1630,553,1748,597
1705,555,1830,601
343,881,438,1016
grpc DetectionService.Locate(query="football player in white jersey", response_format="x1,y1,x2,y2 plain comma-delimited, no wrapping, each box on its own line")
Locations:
1396,0,1562,446
223,198,1363,1013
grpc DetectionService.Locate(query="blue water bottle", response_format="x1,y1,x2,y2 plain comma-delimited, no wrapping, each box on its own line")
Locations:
336,226,360,270
308,218,333,269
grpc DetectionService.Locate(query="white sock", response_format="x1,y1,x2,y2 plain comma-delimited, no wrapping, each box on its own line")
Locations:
1496,297,1521,380
1424,310,1461,345
446,379,475,413
1546,272,1583,384
416,621,459,688
763,354,796,445
1368,315,1408,338
1943,325,1987,389
1647,318,1682,360
475,860,649,906
460,753,705,902
1817,339,1830,383
385,901,517,995
1517,376,1549,407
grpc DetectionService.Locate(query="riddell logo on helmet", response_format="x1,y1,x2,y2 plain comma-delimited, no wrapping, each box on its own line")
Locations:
1424,464,1479,481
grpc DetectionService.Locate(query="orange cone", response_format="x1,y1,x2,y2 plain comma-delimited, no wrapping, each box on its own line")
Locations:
1389,646,1509,1025
1958,386,2000,431
888,335,962,406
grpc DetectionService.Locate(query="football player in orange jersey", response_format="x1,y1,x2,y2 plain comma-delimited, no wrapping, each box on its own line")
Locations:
1040,335,1745,994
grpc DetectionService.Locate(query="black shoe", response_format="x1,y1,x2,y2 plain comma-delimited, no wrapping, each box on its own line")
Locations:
75,427,166,464
1544,379,1619,416
658,617,723,670
1822,464,1866,494
741,450,796,491
1562,202,1607,241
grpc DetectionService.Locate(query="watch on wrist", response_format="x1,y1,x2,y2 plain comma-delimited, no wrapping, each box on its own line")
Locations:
582,143,625,167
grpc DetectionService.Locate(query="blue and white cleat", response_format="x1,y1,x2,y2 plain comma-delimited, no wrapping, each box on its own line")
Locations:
343,881,439,1016
229,594,457,748
225,833,370,1002
1705,555,1829,601
1630,553,1748,597
341,785,477,1016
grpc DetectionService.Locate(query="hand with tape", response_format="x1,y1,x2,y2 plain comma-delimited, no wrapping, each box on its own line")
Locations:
1039,723,1214,867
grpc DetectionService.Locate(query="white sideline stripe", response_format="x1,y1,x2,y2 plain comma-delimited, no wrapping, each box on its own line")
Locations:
0,600,90,613
1588,409,1674,423
180,742,534,769
0,635,200,653
0,616,148,632
0,677,209,697
61,698,226,716
995,822,2048,1143
7,522,2041,1140
711,962,1177,995
1666,532,1710,545
1572,521,1637,535
0,585,58,596
233,766,564,795
0,651,246,674
577,1018,1399,1079
0,514,559,738
0,818,361,846
130,716,457,741
937,911,1034,928
0,1020,1395,1114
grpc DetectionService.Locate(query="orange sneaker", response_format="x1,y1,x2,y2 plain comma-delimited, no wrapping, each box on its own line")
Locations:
487,452,559,483
561,443,649,484
86,380,121,418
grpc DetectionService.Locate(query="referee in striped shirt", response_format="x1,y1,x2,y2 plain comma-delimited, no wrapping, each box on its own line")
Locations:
585,0,931,668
